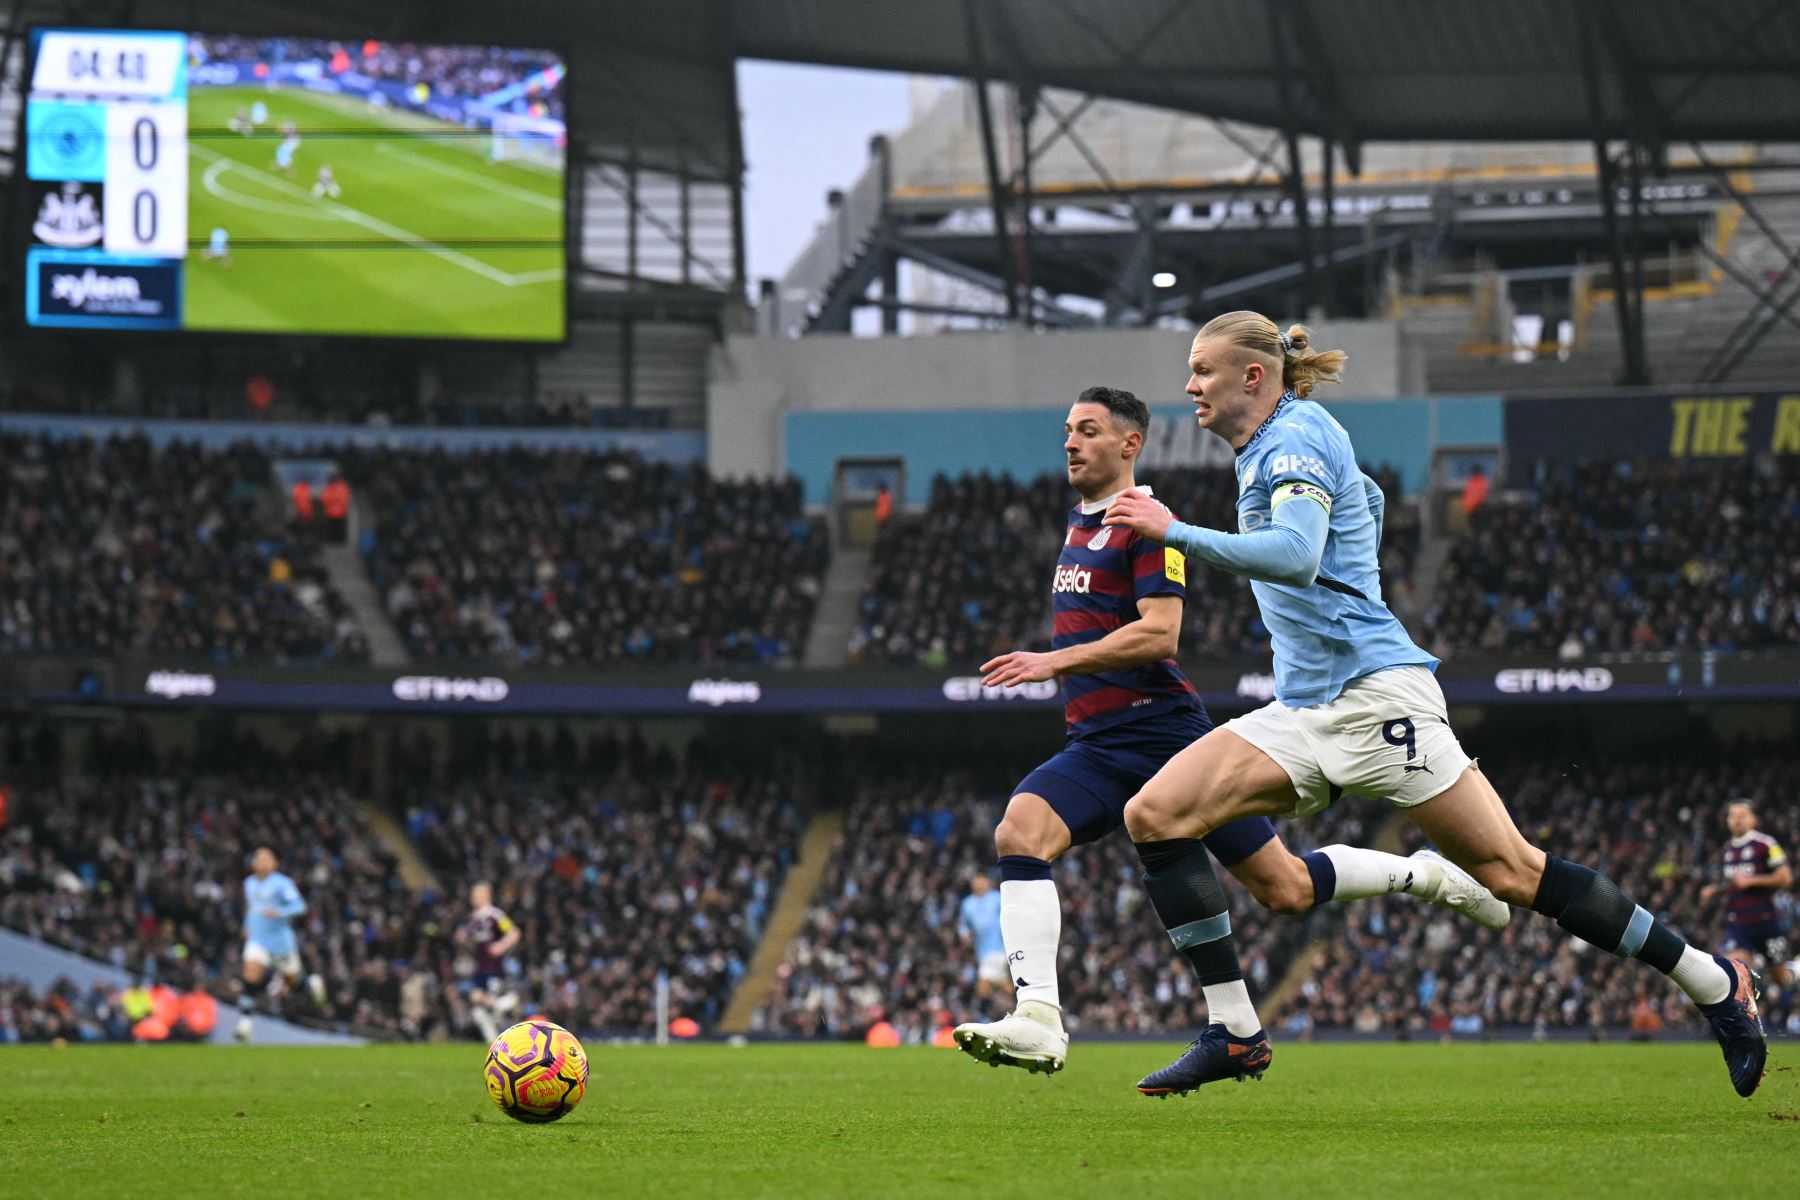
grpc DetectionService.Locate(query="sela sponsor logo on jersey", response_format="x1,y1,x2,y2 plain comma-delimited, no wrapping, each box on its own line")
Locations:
145,670,217,699
30,181,103,249
1087,526,1112,551
392,675,510,702
687,678,762,707
942,676,1060,702
1493,667,1615,694
1052,564,1093,594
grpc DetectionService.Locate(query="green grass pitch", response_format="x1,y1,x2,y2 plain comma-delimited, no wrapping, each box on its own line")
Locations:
2,1042,1794,1198
183,86,564,341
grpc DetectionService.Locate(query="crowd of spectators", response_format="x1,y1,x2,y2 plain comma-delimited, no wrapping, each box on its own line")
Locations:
0,432,368,663
0,977,130,1043
1275,747,1800,1040
192,38,565,120
1425,456,1800,659
346,446,827,666
851,464,1417,668
752,748,1383,1041
0,729,808,1041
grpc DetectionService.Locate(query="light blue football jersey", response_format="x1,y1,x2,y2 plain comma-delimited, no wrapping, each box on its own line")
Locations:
243,871,306,955
1233,393,1436,706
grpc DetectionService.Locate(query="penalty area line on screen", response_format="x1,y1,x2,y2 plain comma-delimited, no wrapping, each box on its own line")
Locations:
189,144,563,289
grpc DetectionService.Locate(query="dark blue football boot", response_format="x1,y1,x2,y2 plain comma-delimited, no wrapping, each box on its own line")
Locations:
1137,1025,1272,1097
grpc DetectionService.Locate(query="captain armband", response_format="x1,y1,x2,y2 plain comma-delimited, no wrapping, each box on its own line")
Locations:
1270,480,1333,513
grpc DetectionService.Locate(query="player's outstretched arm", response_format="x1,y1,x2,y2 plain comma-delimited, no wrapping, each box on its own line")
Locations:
980,595,1182,685
1103,489,1327,588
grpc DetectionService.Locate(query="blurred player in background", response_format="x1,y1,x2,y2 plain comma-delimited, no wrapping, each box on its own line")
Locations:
1702,801,1795,989
311,164,341,199
274,121,300,176
459,881,522,1042
958,873,1007,1005
203,226,230,266
1102,311,1767,1098
228,105,252,135
235,846,325,1041
954,385,1505,1076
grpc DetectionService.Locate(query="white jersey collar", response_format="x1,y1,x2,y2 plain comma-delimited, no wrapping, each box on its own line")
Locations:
1079,484,1152,516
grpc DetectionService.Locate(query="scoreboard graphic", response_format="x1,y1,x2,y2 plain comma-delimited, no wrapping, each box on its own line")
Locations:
25,29,188,329
21,27,568,342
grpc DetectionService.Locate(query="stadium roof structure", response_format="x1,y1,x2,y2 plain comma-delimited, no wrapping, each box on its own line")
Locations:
730,0,1800,147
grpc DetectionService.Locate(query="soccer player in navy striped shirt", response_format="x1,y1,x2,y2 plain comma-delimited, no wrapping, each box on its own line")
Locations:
953,386,1506,1076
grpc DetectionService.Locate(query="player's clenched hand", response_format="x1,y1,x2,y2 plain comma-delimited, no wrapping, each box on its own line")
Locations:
980,650,1058,687
1101,488,1172,542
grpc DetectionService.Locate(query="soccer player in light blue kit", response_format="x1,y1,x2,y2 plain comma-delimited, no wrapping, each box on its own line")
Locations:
234,846,324,1041
958,873,1008,1006
1102,310,1766,1098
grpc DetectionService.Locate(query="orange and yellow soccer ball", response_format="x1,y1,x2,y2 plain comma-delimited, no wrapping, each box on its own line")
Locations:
484,1019,588,1123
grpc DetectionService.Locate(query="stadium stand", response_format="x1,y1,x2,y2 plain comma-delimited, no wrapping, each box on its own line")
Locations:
751,748,1383,1041
0,432,368,663
1425,456,1800,659
0,729,807,1041
1275,749,1800,1039
851,464,1417,666
344,445,828,665
400,731,808,1036
0,977,130,1044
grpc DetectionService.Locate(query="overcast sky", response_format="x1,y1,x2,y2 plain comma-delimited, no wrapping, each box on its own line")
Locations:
736,61,916,285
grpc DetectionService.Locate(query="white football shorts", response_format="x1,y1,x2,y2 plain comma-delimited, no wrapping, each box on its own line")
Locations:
243,940,302,977
1224,665,1471,818
977,950,1010,987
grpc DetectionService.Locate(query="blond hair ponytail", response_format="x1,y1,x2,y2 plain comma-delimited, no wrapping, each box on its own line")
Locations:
1196,311,1347,399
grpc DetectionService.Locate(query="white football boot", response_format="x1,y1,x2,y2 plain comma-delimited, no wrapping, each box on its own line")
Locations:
953,1000,1068,1075
1410,848,1511,931
233,1013,254,1043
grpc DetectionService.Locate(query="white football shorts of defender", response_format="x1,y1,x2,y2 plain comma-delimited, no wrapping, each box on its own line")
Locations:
1224,664,1471,817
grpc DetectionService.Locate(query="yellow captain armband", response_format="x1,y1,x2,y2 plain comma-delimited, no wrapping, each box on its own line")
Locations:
1164,548,1186,584
1271,480,1333,513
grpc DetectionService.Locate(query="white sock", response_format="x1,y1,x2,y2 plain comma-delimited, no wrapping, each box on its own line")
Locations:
1669,946,1731,1006
999,878,1061,1011
1202,979,1261,1037
1313,844,1427,902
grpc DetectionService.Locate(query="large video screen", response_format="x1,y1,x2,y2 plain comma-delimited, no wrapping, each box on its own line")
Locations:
24,28,567,342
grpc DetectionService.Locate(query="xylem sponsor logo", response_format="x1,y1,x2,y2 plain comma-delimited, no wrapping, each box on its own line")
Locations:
1493,667,1615,695
941,677,1060,702
145,671,217,699
392,676,510,702
1052,565,1092,594
51,268,140,309
1235,673,1278,701
688,679,762,707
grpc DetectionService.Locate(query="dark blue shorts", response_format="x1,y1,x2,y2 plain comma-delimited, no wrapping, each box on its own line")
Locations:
1013,714,1277,867
1724,920,1791,964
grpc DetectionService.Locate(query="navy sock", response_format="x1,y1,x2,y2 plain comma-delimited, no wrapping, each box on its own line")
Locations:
1135,838,1244,987
1530,854,1685,974
997,855,1053,882
1301,850,1337,908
